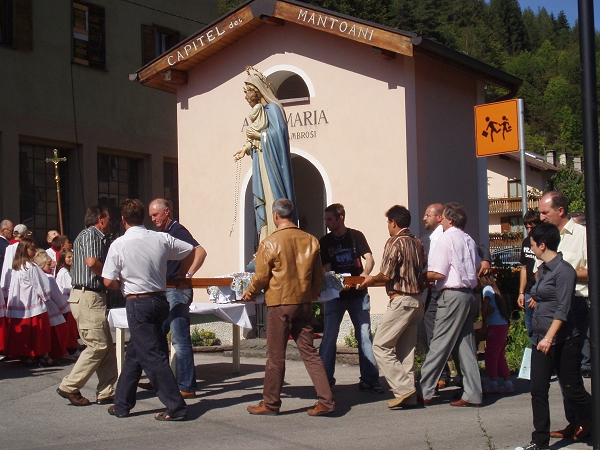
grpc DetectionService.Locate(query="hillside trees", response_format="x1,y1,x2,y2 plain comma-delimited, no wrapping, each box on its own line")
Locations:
215,0,597,207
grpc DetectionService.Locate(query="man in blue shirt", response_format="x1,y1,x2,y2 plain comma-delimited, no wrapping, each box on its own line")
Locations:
148,198,207,399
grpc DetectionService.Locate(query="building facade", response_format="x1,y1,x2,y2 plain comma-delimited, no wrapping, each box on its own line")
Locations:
132,0,521,312
487,151,558,234
0,0,218,241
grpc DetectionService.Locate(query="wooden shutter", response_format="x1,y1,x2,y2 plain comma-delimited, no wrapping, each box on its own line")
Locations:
500,216,510,233
87,3,105,69
141,24,156,65
14,0,32,50
73,2,89,65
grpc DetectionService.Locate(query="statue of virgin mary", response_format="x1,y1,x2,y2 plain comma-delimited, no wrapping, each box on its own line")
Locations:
234,67,297,242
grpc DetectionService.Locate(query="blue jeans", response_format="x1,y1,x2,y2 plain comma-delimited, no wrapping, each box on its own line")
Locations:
114,294,187,418
319,291,379,386
162,288,197,392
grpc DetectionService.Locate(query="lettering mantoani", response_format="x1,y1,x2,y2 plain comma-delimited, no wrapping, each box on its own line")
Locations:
296,9,375,42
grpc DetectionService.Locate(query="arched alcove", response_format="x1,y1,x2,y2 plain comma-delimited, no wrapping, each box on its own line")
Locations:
264,65,315,104
240,153,328,267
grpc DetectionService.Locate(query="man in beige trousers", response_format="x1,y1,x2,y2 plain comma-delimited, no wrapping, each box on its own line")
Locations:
57,206,118,407
361,205,426,408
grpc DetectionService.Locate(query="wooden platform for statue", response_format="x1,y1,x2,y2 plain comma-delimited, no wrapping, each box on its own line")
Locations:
166,276,387,289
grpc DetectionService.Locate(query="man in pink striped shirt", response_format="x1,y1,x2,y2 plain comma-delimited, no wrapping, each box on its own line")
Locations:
418,202,483,407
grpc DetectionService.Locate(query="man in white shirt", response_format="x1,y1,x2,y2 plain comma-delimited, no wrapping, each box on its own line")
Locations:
538,191,590,440
103,199,194,421
419,202,482,407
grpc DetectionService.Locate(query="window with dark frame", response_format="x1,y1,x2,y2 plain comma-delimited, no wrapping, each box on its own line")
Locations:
19,144,70,245
0,0,32,50
0,0,14,46
507,179,522,198
98,154,139,238
163,161,179,220
73,1,105,69
142,24,180,65
500,215,524,233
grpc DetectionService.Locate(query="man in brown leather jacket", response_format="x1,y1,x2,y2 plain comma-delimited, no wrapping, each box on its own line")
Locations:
242,199,335,416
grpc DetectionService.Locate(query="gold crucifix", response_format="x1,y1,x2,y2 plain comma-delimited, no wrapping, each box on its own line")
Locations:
46,149,67,234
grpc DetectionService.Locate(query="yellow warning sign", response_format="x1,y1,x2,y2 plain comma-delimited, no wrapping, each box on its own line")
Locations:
474,99,520,157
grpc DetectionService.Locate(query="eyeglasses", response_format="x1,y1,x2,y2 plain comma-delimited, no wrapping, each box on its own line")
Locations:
423,214,438,218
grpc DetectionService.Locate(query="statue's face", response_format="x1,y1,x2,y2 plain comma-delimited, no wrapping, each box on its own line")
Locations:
244,87,260,107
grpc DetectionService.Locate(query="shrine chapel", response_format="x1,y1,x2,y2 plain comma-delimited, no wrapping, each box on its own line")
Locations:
131,0,521,311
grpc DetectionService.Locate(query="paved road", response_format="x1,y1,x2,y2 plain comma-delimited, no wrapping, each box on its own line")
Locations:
0,353,592,450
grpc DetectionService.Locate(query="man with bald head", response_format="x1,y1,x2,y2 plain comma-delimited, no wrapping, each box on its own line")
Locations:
148,198,207,399
420,204,456,387
538,191,590,440
0,220,14,272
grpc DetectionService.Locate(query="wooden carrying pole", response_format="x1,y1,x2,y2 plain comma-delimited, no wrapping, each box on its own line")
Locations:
166,276,386,289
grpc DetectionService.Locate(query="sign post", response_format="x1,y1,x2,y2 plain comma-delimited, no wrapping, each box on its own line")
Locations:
517,99,528,236
475,98,527,234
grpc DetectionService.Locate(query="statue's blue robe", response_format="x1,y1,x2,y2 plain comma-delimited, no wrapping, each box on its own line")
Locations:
251,103,297,238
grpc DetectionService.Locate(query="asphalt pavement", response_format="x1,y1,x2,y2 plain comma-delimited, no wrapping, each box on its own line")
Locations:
0,350,593,450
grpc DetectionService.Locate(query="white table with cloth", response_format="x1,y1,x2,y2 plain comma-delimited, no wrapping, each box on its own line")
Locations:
107,302,253,375
107,272,373,377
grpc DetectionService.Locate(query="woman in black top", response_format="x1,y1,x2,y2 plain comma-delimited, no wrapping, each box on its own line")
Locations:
515,223,591,450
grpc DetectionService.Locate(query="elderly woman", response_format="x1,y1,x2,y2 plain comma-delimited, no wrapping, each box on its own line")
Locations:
515,223,591,450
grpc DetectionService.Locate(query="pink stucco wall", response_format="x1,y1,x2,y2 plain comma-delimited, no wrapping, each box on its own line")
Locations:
174,21,487,310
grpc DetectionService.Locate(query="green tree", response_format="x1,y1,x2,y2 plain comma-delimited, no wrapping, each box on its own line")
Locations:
551,167,586,212
305,0,396,25
490,0,529,55
217,0,246,15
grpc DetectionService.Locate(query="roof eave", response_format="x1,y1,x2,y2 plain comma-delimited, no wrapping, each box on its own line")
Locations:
411,36,522,95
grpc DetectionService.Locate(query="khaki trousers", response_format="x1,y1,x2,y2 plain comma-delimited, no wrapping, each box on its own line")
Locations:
59,289,117,398
373,295,424,398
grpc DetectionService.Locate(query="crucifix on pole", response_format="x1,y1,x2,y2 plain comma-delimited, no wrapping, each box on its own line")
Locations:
46,149,67,235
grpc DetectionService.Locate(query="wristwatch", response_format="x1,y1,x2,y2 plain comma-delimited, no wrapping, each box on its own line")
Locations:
186,272,192,278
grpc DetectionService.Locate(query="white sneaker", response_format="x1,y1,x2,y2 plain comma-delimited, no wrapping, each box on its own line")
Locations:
515,442,549,450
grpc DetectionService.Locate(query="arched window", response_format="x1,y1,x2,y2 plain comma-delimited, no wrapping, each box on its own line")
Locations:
277,74,309,103
265,66,314,105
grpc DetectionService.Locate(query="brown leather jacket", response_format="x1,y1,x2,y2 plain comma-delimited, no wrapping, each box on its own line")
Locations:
246,222,324,306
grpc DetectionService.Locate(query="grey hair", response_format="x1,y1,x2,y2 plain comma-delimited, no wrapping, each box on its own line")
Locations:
272,199,294,219
84,206,108,228
571,211,586,226
0,219,11,229
150,198,173,213
443,202,468,230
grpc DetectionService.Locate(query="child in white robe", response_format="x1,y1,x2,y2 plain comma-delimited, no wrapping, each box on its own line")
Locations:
55,249,80,358
5,239,53,365
34,250,69,361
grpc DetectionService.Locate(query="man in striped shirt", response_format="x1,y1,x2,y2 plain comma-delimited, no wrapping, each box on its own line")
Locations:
58,206,118,407
360,205,427,408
